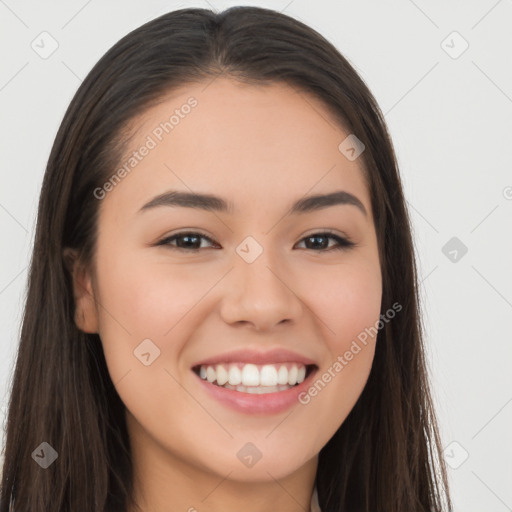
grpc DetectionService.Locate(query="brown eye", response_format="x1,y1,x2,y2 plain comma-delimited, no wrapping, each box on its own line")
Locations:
296,232,356,252
157,232,217,252
157,230,355,253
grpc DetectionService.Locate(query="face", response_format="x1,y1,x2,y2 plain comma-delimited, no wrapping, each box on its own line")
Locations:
71,77,382,491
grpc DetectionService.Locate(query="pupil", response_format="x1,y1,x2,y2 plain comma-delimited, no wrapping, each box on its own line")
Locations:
180,235,198,248
307,235,327,249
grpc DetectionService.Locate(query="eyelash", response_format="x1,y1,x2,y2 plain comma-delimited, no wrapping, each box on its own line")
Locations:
156,230,356,253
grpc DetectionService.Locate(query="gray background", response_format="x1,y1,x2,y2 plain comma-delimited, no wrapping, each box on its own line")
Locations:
1,1,511,510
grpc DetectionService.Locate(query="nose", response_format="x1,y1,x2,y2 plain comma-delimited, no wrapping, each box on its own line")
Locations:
219,251,303,332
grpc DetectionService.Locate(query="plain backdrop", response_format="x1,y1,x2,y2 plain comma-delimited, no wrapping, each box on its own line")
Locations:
1,1,511,510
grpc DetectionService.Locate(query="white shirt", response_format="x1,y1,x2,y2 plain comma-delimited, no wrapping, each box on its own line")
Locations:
310,485,321,512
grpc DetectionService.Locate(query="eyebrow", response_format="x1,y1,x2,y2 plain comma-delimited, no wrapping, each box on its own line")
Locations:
138,190,367,217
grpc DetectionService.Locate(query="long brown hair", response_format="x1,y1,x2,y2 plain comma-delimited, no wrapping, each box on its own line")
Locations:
0,6,452,511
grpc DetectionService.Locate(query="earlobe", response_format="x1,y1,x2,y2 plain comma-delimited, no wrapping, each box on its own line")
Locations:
62,247,99,334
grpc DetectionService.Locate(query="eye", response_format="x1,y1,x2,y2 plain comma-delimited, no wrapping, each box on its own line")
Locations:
156,231,218,252
156,230,355,252
295,231,356,252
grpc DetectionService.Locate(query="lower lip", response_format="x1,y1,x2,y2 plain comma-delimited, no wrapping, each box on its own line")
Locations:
193,368,317,415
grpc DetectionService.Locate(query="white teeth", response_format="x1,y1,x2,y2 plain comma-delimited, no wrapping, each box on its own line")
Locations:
260,365,278,386
277,365,288,385
222,383,292,394
196,362,310,391
206,366,216,383
241,364,260,386
288,365,298,385
228,366,242,386
216,364,229,386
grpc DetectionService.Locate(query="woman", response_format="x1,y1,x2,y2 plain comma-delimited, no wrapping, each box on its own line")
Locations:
0,6,452,511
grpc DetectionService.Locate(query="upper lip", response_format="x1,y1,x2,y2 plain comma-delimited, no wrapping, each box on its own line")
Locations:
191,348,317,368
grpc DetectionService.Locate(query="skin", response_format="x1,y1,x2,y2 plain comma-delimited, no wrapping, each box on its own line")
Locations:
67,77,382,512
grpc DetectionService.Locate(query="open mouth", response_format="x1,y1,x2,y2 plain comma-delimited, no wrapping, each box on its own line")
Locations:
192,362,317,394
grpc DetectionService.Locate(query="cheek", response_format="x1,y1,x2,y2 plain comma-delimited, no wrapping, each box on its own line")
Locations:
95,248,207,337
93,248,224,384
297,258,381,436
308,257,382,351
92,251,208,427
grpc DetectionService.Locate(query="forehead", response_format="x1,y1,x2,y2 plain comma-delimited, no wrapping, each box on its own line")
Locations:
103,77,372,220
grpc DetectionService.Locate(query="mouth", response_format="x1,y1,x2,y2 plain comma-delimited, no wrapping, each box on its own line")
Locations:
192,362,317,394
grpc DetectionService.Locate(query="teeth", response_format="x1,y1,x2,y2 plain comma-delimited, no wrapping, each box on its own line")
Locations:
277,365,288,385
206,366,216,383
297,365,306,383
228,366,242,386
196,362,309,391
216,364,229,386
260,365,278,386
222,383,292,394
242,364,260,386
288,365,298,385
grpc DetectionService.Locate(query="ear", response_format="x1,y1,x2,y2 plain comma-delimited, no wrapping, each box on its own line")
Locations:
63,247,99,333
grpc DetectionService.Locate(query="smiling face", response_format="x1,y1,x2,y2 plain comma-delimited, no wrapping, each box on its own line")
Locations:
72,77,382,506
